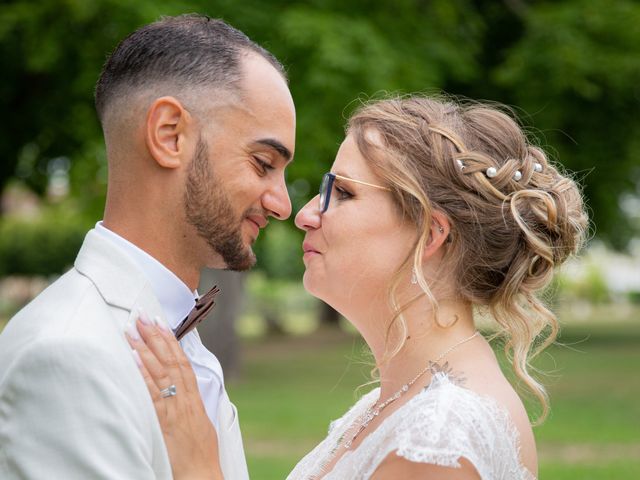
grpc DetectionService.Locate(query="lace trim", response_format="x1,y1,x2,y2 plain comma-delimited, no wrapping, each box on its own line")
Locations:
287,373,536,480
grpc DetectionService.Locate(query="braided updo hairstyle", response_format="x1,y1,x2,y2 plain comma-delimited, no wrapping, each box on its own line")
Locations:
348,95,588,422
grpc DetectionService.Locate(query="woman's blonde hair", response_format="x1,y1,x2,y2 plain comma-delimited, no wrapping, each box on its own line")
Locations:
348,95,588,423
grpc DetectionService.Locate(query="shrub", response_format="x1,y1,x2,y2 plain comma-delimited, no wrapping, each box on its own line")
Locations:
0,211,91,276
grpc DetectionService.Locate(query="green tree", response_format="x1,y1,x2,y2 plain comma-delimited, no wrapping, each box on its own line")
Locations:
1,0,638,263
0,0,188,216
491,0,640,250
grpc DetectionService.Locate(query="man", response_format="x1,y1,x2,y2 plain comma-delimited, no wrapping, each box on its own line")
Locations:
0,14,295,479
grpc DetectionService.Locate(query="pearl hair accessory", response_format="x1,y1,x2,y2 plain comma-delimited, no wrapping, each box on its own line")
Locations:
484,162,543,181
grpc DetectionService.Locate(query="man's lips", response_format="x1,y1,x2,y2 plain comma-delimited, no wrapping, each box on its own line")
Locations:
245,215,267,238
246,214,268,229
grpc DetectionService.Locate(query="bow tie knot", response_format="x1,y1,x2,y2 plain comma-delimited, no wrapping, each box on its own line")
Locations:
174,285,220,340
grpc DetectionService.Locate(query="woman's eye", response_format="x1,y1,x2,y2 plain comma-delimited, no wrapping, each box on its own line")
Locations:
335,186,353,200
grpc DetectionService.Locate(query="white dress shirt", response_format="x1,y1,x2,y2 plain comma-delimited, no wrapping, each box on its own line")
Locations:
95,222,224,427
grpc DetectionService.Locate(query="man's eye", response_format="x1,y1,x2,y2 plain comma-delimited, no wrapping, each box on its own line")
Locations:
254,157,274,174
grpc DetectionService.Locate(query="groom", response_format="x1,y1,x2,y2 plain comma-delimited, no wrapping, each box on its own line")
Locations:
0,14,295,479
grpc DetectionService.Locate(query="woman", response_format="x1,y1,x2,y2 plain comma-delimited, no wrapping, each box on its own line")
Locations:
128,95,587,479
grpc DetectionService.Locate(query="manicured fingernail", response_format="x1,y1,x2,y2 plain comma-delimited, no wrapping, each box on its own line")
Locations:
154,315,170,332
125,321,141,341
131,349,142,368
138,308,153,326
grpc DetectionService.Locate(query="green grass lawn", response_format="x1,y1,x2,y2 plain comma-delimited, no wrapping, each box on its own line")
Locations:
228,323,640,479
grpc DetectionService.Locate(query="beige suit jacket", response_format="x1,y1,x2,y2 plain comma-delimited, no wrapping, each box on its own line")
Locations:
0,230,248,479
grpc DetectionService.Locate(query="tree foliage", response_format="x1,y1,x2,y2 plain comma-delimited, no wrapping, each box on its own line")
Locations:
0,0,638,277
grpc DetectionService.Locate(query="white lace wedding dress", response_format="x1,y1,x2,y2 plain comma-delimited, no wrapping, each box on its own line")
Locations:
287,371,536,480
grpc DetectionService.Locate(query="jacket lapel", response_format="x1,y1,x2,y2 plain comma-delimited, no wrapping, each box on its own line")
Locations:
74,230,166,322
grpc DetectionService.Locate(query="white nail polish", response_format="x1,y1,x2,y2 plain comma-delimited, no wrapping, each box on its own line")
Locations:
125,321,141,340
138,308,153,326
131,349,142,368
154,316,170,332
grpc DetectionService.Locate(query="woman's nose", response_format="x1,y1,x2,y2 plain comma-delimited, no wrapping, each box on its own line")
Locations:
295,195,321,231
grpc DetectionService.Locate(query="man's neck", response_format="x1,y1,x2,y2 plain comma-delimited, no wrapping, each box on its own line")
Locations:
101,218,200,291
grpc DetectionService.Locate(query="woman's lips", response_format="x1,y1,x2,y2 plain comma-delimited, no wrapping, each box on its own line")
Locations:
302,241,321,261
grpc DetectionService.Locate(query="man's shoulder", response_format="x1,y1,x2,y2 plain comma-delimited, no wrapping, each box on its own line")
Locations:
3,332,126,379
0,317,172,480
3,269,102,333
0,269,127,372
19,267,98,310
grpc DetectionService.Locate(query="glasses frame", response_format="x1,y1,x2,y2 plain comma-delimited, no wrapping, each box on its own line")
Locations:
319,172,391,213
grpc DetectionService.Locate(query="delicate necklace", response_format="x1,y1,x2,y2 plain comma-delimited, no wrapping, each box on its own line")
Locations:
342,330,479,449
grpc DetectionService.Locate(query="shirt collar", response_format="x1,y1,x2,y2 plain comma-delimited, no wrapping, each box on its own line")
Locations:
94,222,196,329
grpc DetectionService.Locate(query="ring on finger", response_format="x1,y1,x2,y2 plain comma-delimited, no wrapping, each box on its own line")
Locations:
159,385,177,398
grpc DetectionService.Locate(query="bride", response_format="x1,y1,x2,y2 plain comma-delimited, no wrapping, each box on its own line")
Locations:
127,95,587,479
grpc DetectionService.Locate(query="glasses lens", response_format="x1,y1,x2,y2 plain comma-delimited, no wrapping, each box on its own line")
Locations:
319,173,330,213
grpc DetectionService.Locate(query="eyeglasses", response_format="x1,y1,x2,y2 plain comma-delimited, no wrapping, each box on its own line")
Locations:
319,172,391,213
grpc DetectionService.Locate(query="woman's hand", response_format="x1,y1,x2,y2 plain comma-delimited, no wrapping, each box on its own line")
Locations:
126,312,224,480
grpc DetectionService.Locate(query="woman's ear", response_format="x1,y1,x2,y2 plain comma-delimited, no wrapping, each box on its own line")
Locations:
144,96,193,169
422,210,451,260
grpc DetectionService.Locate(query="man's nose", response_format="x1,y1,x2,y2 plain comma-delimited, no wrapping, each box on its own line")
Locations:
263,179,292,220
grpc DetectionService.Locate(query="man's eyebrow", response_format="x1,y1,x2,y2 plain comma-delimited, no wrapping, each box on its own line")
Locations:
253,138,293,162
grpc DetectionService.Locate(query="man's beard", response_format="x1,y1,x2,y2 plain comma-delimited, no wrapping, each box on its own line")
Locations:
184,137,256,271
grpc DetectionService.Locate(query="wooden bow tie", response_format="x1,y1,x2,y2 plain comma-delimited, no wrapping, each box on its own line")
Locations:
174,285,220,341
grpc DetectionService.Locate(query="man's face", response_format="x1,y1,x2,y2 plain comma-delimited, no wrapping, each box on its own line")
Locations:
184,53,296,270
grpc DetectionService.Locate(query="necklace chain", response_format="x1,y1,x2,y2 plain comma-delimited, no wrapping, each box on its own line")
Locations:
342,330,479,450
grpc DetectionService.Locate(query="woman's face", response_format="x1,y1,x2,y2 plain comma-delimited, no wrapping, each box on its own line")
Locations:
295,133,417,313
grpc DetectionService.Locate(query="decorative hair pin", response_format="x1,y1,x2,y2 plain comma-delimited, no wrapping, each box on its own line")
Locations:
456,159,465,170
484,162,543,181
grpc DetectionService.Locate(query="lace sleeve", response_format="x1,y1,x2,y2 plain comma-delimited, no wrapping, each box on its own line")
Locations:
286,389,381,480
327,388,379,435
333,373,536,480
289,374,535,480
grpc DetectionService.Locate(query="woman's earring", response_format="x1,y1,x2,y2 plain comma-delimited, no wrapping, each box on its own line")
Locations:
411,267,418,285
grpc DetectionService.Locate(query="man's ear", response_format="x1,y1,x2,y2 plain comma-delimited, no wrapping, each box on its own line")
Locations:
145,96,193,169
422,210,451,260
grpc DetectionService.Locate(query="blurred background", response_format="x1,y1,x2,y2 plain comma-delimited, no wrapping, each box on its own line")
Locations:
0,0,638,478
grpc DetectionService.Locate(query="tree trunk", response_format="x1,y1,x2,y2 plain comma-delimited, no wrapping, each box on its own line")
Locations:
263,309,286,335
319,300,340,326
197,269,246,380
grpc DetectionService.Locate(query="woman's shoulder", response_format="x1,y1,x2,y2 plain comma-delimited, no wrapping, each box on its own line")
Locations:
403,367,518,430
380,368,536,479
393,367,518,437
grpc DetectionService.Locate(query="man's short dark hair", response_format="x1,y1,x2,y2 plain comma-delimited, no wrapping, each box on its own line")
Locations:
94,14,286,123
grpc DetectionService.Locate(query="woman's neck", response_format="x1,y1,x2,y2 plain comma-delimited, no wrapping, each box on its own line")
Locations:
372,300,477,401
